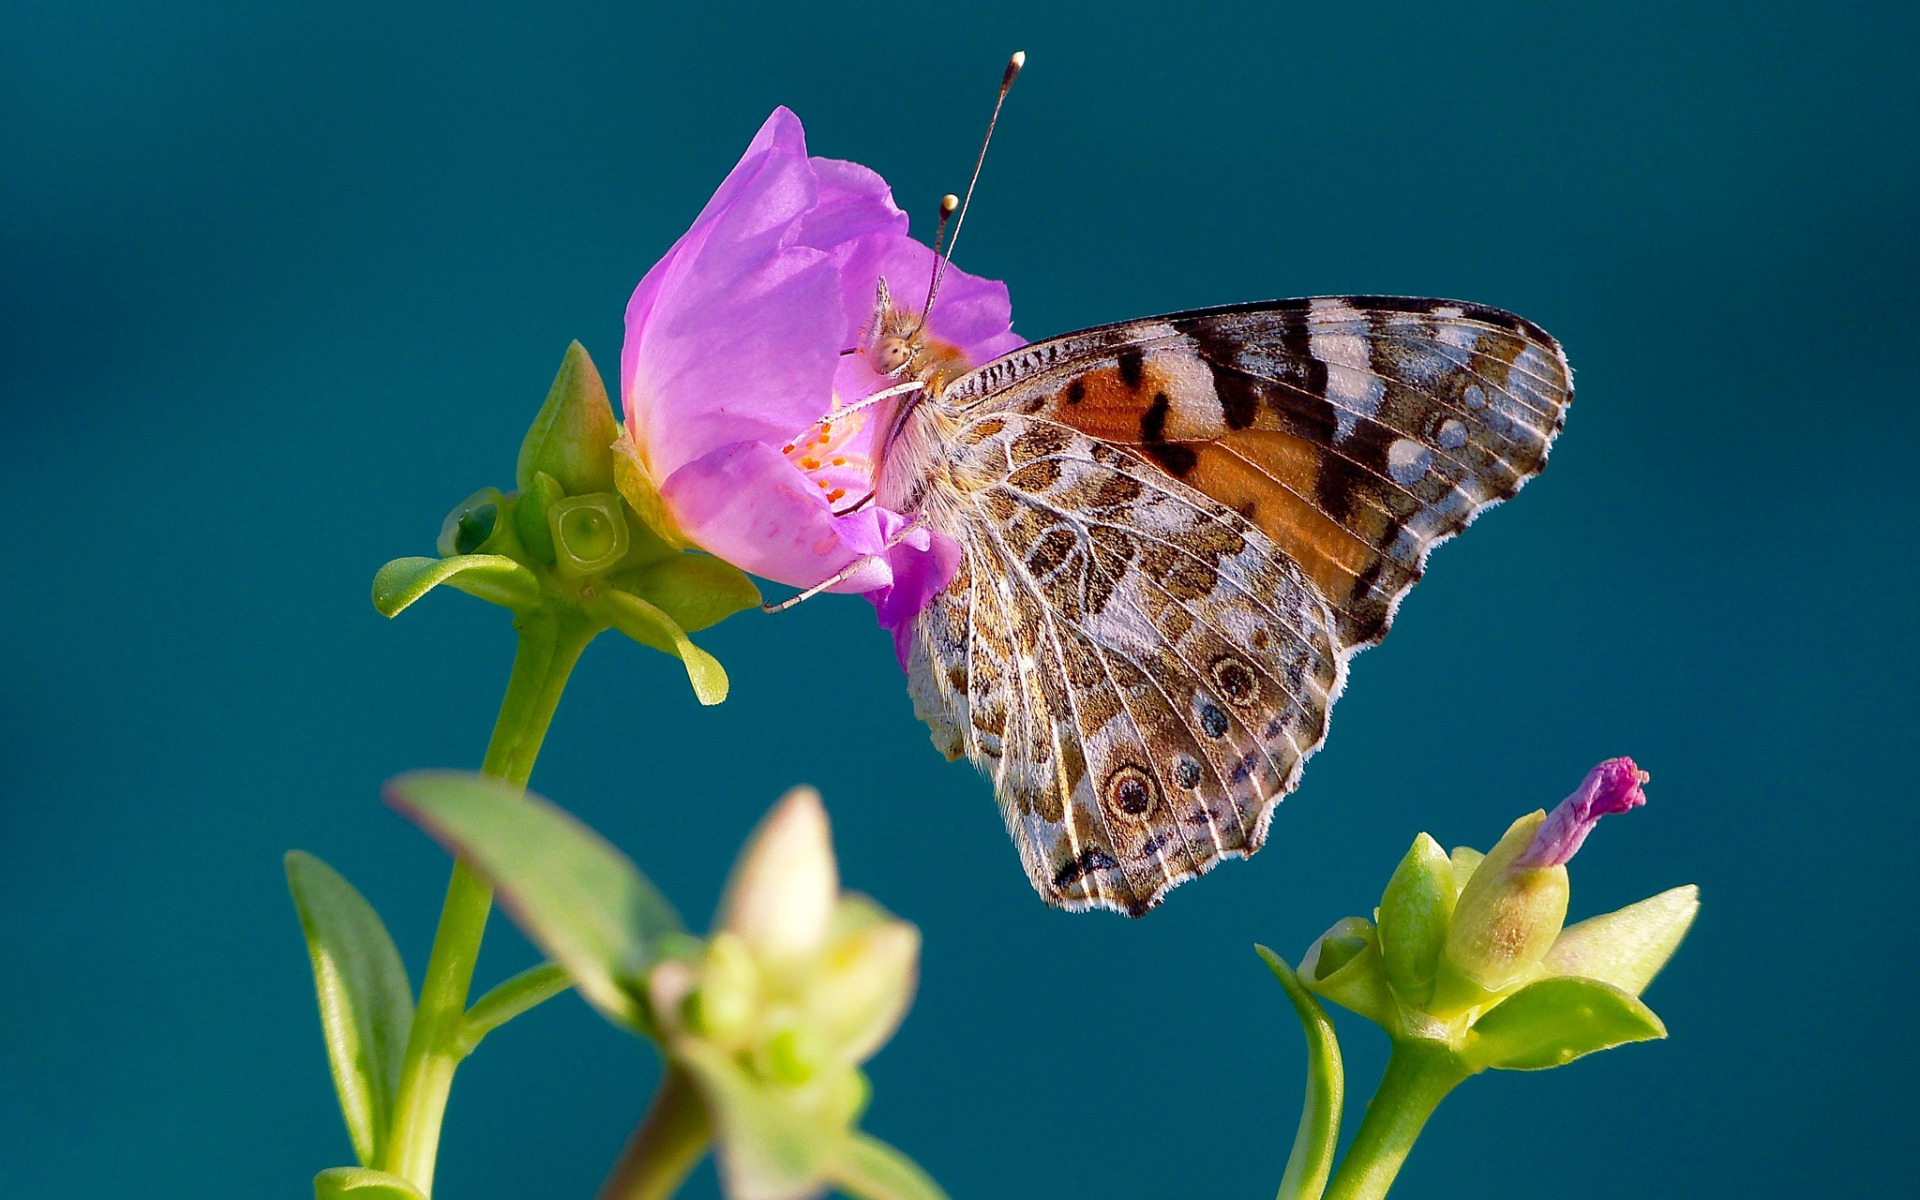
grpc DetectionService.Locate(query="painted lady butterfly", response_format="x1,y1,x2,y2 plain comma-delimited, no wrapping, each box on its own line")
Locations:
848,57,1572,914
869,289,1571,915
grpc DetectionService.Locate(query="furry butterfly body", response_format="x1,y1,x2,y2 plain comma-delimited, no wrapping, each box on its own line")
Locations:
872,295,1572,915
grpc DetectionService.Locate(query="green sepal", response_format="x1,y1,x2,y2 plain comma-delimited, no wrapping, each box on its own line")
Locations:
626,554,763,634
675,1038,852,1200
1542,884,1700,996
1459,975,1666,1072
613,424,695,550
1255,945,1344,1200
314,1167,428,1200
828,1131,954,1200
1297,916,1396,1029
383,771,683,1034
372,555,539,617
284,852,415,1168
517,340,618,496
1377,833,1456,1009
584,588,730,705
514,471,563,564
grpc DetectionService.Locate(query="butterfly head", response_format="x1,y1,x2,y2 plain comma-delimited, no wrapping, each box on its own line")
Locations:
862,275,970,392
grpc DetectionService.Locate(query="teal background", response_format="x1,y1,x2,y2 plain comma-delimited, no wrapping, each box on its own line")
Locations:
4,1,1915,1196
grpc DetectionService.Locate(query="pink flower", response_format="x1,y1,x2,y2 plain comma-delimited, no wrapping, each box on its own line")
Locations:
1515,757,1650,869
619,108,1021,662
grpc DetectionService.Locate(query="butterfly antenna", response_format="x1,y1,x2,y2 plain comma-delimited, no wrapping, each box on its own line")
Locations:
916,193,961,316
917,50,1024,331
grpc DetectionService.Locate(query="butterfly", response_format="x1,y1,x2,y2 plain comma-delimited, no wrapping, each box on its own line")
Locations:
865,292,1572,915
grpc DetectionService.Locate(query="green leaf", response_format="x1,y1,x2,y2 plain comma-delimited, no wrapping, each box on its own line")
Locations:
455,962,573,1056
629,554,762,633
313,1167,428,1200
285,852,415,1167
1542,884,1699,996
1460,975,1667,1072
585,588,730,705
1256,945,1344,1200
828,1132,953,1200
372,554,539,618
1376,833,1456,1009
517,340,618,496
675,1039,847,1200
383,771,682,1032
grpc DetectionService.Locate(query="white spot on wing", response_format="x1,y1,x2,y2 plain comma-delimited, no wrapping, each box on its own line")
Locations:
1436,418,1469,450
1325,365,1386,440
1387,437,1432,484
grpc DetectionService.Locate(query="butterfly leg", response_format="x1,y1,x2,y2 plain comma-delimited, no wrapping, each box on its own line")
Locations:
760,514,931,614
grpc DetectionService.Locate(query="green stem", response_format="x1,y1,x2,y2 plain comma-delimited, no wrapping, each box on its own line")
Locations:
1256,946,1345,1200
1322,1041,1469,1200
595,1066,711,1200
381,609,596,1195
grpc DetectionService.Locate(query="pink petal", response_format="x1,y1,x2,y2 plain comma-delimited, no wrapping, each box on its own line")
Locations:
866,513,963,669
622,107,818,410
622,114,845,480
658,440,896,593
795,156,909,250
1517,758,1650,869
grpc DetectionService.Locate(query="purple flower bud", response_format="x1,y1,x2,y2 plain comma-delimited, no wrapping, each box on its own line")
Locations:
1515,757,1648,870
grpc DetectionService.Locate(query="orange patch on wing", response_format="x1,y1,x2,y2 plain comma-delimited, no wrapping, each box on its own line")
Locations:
1043,357,1377,607
1179,431,1376,608
1046,366,1153,441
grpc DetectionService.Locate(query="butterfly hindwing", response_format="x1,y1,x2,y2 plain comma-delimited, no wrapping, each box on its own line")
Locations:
904,415,1343,913
943,296,1573,651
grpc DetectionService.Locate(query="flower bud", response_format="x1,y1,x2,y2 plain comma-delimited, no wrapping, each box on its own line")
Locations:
1432,810,1566,1014
762,1023,827,1086
548,493,631,576
684,931,761,1045
719,788,837,971
513,470,563,564
1298,917,1396,1027
1434,760,1648,1016
1448,846,1484,891
1376,833,1456,1008
437,487,507,557
517,340,618,497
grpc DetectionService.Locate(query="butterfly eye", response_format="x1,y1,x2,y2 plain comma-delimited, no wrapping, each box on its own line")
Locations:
870,335,915,374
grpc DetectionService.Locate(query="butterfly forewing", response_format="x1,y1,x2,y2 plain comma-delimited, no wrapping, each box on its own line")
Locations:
943,296,1573,651
897,295,1572,915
